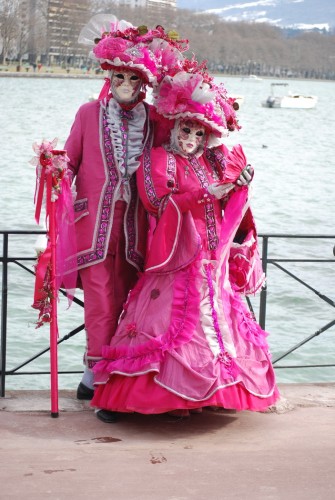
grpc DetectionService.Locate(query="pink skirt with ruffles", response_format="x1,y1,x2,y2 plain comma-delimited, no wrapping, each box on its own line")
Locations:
91,253,279,414
92,372,279,414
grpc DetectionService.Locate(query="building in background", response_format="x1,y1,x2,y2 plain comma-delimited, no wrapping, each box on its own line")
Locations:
0,0,177,66
121,0,176,7
46,0,176,66
46,0,91,66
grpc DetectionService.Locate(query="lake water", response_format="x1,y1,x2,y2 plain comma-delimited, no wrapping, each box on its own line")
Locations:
0,75,334,390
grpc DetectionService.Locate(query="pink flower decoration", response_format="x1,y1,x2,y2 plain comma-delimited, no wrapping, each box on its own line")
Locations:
126,322,137,338
94,37,132,60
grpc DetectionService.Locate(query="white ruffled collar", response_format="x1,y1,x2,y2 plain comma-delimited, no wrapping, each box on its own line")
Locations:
103,98,147,178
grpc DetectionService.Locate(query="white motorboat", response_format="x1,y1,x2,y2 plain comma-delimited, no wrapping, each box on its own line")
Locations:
241,74,263,82
88,92,99,101
262,83,318,109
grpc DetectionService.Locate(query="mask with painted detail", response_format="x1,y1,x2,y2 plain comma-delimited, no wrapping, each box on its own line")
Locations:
111,69,143,103
174,118,206,155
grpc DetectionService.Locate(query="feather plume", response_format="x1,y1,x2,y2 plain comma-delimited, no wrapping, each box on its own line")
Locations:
78,14,133,46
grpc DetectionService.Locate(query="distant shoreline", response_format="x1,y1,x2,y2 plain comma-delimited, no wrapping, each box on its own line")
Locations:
0,70,333,83
0,71,103,79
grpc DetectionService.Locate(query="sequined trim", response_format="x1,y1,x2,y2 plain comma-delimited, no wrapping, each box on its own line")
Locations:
167,152,178,192
188,155,219,250
156,152,177,218
77,110,119,268
125,175,143,269
142,139,160,209
74,198,88,212
158,194,171,219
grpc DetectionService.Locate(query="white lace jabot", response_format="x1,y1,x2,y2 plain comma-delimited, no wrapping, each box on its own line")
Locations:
105,98,147,178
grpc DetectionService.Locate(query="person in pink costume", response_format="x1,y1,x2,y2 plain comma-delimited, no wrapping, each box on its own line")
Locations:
64,15,186,410
91,69,279,419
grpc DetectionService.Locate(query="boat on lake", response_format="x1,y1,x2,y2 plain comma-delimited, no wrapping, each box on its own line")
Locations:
262,83,318,109
241,74,263,82
88,92,99,101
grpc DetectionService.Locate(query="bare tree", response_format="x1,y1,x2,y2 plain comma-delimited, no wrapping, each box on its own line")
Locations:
0,0,20,64
1,1,335,78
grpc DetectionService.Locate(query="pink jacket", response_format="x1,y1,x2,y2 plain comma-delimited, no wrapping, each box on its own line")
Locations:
65,99,150,272
137,145,265,295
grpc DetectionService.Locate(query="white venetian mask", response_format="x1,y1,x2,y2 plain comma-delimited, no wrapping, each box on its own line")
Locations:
173,118,206,156
111,69,143,103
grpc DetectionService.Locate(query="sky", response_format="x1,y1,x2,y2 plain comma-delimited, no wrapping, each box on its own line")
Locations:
177,0,239,10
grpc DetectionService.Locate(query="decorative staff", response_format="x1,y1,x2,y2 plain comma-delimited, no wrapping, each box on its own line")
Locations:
30,139,77,418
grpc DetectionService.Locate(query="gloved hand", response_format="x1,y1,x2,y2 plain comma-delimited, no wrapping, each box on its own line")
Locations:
71,182,77,203
207,182,235,199
225,144,254,186
236,165,254,186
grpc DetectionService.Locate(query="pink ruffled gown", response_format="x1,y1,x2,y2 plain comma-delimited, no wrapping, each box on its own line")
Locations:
91,144,279,413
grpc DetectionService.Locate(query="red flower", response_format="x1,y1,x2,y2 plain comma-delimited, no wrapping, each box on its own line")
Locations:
126,322,137,338
39,153,52,168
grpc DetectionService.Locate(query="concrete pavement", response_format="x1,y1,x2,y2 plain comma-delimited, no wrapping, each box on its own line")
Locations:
1,383,334,500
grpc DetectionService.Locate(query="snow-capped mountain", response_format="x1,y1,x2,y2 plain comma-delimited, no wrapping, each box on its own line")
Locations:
177,0,335,31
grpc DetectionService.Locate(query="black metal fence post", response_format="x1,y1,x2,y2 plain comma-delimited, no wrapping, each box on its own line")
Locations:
0,233,8,397
259,235,268,330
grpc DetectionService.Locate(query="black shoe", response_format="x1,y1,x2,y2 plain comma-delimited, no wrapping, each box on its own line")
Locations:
96,409,118,423
77,382,94,400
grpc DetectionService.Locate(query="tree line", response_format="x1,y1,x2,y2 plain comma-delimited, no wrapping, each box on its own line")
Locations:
1,0,335,79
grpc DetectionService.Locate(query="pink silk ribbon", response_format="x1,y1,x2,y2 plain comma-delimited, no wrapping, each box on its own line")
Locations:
32,149,77,327
98,78,111,100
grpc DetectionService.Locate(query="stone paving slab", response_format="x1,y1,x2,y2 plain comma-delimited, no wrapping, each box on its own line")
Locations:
1,382,335,413
0,384,334,500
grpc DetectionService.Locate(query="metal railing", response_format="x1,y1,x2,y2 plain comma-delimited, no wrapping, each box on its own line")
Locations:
0,230,85,397
1,230,335,396
256,234,335,371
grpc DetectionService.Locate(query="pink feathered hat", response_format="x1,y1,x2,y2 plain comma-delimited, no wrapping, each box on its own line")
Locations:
78,14,187,86
154,69,240,137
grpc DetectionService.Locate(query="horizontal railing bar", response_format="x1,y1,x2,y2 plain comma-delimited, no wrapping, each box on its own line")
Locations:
0,230,46,235
0,257,39,262
5,371,83,376
268,259,335,263
2,257,334,264
2,230,335,238
258,234,335,239
274,364,335,369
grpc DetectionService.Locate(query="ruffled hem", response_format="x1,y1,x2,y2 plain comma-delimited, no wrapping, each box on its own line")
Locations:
91,372,279,414
93,262,201,381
